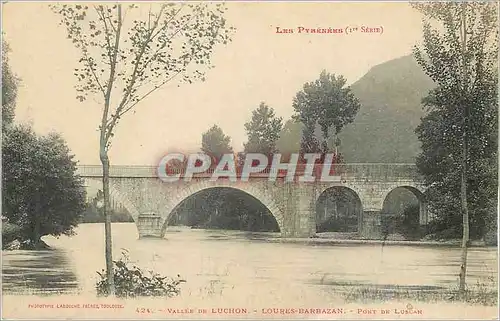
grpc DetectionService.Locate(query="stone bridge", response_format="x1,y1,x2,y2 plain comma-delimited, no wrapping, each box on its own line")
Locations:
77,163,428,239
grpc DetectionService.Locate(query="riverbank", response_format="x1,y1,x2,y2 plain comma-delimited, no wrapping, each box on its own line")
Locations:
267,237,494,248
3,232,495,250
176,227,498,248
3,224,497,320
232,230,495,248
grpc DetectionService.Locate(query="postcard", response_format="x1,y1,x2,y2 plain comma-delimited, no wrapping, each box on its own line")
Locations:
1,1,498,320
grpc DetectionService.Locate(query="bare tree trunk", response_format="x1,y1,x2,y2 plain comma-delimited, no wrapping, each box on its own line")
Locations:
100,146,115,295
458,149,469,295
458,6,469,296
98,4,121,296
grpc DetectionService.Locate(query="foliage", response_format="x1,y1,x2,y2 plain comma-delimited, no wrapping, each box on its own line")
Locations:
2,39,19,130
398,205,423,240
81,190,134,223
483,209,497,246
201,124,233,162
412,2,498,294
299,116,322,154
293,70,360,153
51,3,235,150
81,203,134,223
276,119,303,155
316,188,361,233
279,57,434,163
243,102,283,156
52,3,234,294
96,250,186,298
339,55,435,163
2,125,87,243
384,204,427,241
173,124,282,233
341,282,497,306
2,221,21,246
169,188,280,232
379,189,426,240
317,217,358,233
413,2,498,240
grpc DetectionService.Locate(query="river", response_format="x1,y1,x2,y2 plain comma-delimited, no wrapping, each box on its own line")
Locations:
2,223,498,319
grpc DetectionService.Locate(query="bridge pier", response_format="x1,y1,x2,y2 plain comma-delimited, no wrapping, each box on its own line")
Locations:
78,164,426,241
419,200,429,225
281,184,316,238
360,211,382,239
137,213,165,238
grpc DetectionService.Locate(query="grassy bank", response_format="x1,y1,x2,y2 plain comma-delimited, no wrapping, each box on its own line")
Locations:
338,283,498,306
267,237,494,248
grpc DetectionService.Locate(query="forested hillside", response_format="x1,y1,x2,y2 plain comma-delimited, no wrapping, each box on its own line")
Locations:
339,55,435,163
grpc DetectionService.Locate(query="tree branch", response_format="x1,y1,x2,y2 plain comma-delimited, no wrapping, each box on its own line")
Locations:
113,44,204,120
137,5,203,83
101,5,123,148
105,6,167,141
94,6,114,67
148,5,152,30
85,55,106,97
105,12,117,33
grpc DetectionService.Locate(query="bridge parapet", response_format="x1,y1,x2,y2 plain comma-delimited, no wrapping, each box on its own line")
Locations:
334,163,421,180
76,165,158,177
76,163,422,181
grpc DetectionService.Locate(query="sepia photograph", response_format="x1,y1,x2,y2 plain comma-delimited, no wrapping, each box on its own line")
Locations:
1,1,498,319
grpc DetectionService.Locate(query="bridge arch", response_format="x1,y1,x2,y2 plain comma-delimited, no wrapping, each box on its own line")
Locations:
381,184,428,225
160,180,284,234
381,184,425,203
315,184,364,206
315,185,363,233
83,178,140,222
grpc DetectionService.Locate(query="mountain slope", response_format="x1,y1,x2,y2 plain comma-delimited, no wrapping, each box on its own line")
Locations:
338,55,435,163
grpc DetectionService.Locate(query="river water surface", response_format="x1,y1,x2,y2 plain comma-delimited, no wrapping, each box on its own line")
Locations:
3,223,497,300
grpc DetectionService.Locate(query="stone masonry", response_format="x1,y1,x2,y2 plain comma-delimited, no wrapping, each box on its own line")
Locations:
78,164,427,239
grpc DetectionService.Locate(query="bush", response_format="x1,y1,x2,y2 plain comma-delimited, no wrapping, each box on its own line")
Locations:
381,205,427,240
483,209,497,246
96,251,186,298
2,125,86,244
397,205,427,240
2,221,21,246
81,192,134,223
317,216,358,233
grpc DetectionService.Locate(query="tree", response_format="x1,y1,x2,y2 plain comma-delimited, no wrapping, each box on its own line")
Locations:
81,190,134,223
292,70,360,155
2,39,18,130
296,109,321,154
52,3,234,295
2,125,87,247
276,118,303,157
201,124,233,161
243,102,283,156
412,2,498,295
200,125,233,217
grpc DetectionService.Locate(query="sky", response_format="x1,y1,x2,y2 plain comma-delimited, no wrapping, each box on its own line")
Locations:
2,2,425,165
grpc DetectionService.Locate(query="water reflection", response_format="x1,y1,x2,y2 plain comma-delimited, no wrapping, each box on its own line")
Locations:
2,249,79,295
2,224,497,298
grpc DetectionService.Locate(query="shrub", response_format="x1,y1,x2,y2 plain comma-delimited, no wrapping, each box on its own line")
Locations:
2,221,21,246
317,216,358,232
381,205,427,240
96,251,186,298
3,126,87,245
397,204,427,240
